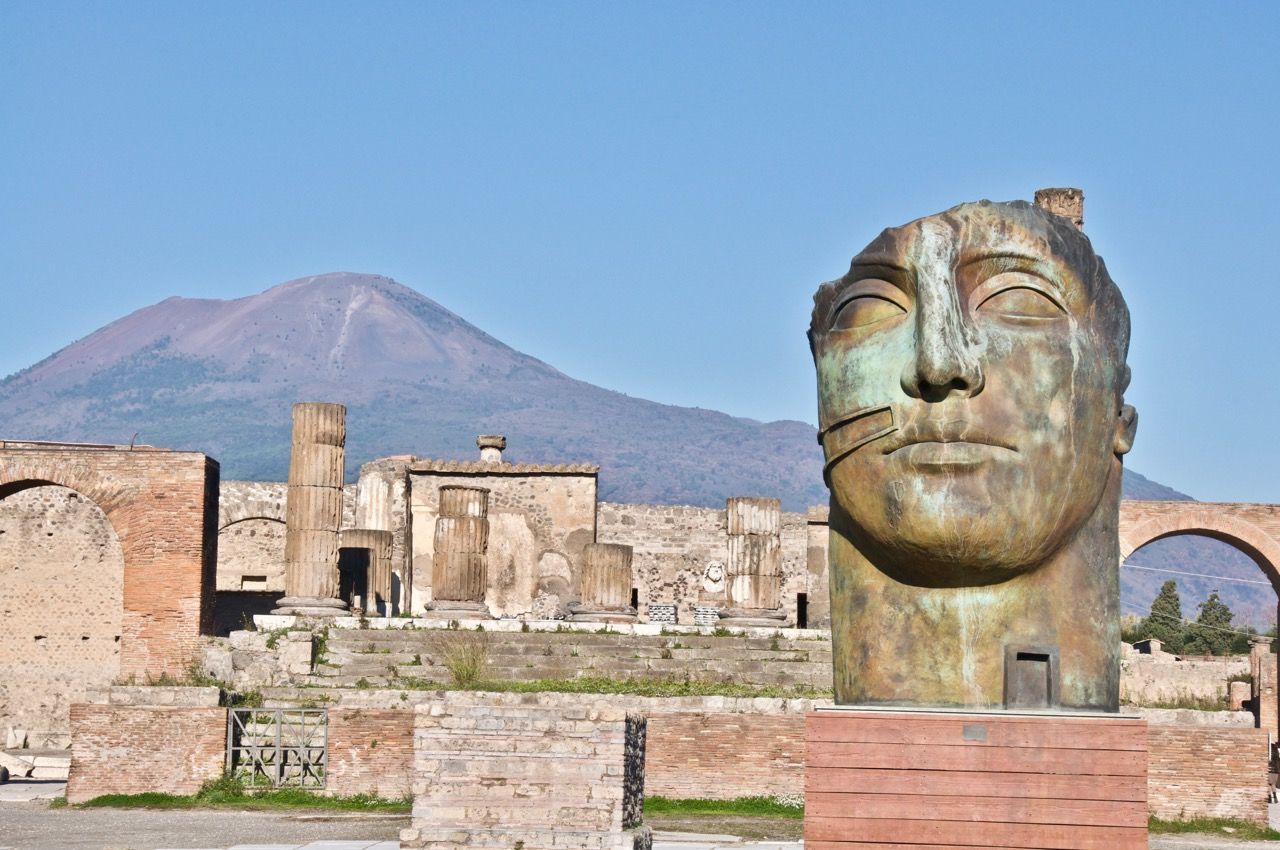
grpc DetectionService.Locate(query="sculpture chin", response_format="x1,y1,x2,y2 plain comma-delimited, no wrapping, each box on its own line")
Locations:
829,465,1103,588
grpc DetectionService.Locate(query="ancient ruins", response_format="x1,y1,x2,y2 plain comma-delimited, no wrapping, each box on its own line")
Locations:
2,189,1280,845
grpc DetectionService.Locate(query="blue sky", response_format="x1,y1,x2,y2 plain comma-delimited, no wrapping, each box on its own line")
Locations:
2,2,1277,503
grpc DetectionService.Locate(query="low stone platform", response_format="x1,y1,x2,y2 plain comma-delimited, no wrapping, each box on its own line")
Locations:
400,692,650,850
804,707,1149,850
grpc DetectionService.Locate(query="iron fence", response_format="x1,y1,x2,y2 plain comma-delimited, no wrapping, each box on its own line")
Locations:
226,708,327,789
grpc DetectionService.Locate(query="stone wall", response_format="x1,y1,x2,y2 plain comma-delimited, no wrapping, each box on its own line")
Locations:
326,708,414,799
646,710,805,799
597,502,812,626
1147,725,1269,823
217,480,358,592
1121,653,1249,706
0,486,124,746
400,691,648,850
65,705,226,804
409,463,598,618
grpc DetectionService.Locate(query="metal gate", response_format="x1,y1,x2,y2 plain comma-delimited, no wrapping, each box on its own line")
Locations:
227,708,328,789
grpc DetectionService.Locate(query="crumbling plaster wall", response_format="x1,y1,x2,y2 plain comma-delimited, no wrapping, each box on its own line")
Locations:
408,467,597,617
0,486,123,746
597,501,812,626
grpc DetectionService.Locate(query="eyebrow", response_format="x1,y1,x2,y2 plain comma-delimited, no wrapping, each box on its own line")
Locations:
848,255,910,273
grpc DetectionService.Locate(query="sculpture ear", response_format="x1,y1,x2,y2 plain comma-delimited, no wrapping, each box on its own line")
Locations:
1114,404,1138,456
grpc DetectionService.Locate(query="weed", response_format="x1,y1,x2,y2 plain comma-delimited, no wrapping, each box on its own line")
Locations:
431,627,492,686
312,627,330,666
227,690,263,708
355,677,372,689
263,628,290,650
520,621,531,633
660,648,673,659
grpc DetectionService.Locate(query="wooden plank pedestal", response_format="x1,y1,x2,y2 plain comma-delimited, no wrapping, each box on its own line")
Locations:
804,708,1148,850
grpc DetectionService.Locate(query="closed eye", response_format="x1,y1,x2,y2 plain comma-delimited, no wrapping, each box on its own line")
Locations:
830,279,909,330
972,272,1065,322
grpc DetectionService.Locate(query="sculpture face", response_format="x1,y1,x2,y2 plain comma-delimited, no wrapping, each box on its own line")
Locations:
810,201,1134,586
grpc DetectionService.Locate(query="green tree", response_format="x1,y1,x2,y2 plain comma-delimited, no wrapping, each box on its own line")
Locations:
1140,580,1186,652
1183,591,1235,656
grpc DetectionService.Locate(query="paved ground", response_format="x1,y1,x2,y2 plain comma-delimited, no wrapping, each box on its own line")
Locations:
2,784,1278,850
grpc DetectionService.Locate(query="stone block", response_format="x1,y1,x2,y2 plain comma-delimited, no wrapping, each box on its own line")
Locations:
0,751,31,778
5,728,27,749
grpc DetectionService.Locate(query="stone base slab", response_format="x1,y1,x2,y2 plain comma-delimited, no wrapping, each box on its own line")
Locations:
568,603,639,624
271,596,349,617
718,606,787,628
423,600,493,620
804,707,1148,850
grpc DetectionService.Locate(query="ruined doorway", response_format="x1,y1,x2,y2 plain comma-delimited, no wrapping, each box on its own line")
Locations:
214,517,286,634
0,485,123,747
338,547,371,612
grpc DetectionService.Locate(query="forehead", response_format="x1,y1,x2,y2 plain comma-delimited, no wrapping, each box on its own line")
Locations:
853,201,1082,272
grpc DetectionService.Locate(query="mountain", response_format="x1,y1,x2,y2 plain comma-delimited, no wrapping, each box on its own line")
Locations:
0,273,827,509
2,272,1272,627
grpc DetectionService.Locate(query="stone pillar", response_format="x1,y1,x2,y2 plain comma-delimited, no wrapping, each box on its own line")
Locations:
569,543,638,623
719,496,787,627
426,486,492,619
339,529,394,615
274,402,348,617
1251,634,1276,736
1034,187,1084,230
477,434,506,463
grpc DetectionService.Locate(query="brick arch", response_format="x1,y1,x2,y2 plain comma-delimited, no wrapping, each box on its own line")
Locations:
1119,502,1280,592
219,500,286,530
0,445,219,677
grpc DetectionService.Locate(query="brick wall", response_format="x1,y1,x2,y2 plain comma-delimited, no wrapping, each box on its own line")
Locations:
65,705,226,804
1147,725,1269,823
0,447,219,742
326,708,414,799
401,692,647,850
646,711,805,799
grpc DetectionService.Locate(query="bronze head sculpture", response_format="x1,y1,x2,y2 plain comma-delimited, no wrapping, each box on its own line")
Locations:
810,197,1137,711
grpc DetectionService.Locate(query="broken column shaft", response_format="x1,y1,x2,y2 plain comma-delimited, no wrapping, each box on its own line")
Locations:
719,496,787,627
426,486,492,619
274,402,348,617
569,543,638,623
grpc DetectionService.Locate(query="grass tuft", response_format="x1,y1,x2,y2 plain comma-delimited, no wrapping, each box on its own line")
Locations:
75,776,410,813
1148,816,1280,839
645,795,803,818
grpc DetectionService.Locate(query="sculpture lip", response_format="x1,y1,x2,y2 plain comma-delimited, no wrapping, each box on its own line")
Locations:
881,420,1017,456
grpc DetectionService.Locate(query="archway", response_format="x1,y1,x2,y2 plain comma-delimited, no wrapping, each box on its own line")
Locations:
214,516,286,634
0,485,124,746
0,444,219,678
1120,505,1280,737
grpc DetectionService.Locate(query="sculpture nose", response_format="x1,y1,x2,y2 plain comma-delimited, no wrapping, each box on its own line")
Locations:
900,293,984,402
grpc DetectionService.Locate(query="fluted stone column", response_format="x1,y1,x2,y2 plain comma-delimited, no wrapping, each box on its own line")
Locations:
274,402,348,617
718,496,787,627
569,543,638,623
340,528,394,615
426,486,492,619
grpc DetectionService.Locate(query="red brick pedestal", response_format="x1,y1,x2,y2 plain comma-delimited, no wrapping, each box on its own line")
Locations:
804,708,1148,850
